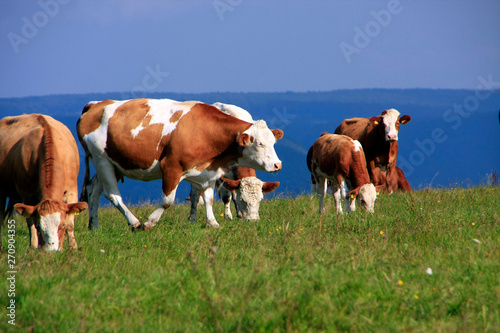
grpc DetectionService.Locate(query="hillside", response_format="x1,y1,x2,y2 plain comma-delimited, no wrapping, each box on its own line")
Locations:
1,89,499,204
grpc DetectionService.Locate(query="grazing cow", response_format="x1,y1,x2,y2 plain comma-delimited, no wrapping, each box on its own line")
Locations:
334,109,411,193
77,98,283,230
0,114,88,251
189,166,280,221
308,133,382,213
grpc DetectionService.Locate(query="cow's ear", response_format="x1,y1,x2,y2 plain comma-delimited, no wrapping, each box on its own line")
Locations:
221,177,240,191
14,203,37,217
262,181,280,194
399,115,411,124
68,202,88,215
271,129,284,141
237,133,252,146
375,185,384,195
349,187,360,203
370,116,383,125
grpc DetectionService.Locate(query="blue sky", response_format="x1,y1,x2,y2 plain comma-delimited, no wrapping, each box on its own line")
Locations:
1,0,499,98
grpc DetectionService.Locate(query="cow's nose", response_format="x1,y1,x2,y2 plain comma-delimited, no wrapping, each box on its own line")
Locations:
274,162,282,171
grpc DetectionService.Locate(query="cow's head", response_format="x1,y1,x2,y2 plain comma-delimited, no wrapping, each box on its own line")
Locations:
348,183,383,213
221,176,280,221
370,109,411,142
237,120,283,173
14,199,87,251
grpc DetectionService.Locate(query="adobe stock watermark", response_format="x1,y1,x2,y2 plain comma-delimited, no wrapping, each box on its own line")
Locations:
339,0,406,64
398,74,500,177
7,0,71,54
213,0,243,21
120,65,170,100
268,106,297,130
6,218,17,326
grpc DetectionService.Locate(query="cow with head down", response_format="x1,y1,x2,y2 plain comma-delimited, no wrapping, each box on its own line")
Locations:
334,108,411,193
188,102,280,222
0,114,88,251
77,98,284,230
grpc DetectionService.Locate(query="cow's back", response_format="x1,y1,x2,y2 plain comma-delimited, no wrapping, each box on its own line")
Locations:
0,114,80,201
334,117,372,142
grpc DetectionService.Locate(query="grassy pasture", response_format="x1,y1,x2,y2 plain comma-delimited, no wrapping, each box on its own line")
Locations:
1,186,499,332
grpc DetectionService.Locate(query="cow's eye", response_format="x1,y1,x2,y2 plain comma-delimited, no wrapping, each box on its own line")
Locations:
257,142,265,148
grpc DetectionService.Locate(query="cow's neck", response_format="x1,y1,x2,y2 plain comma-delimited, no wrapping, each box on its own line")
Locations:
349,150,371,189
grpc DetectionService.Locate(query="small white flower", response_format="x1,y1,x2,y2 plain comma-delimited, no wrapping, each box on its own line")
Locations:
426,267,433,275
100,249,105,253
472,238,481,244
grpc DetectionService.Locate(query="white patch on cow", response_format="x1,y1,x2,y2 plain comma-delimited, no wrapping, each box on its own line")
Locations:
213,102,254,123
84,100,129,153
352,140,362,152
382,108,401,141
239,120,282,173
130,123,145,139
39,212,61,251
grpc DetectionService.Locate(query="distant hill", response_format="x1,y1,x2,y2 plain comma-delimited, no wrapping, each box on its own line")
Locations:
1,89,499,205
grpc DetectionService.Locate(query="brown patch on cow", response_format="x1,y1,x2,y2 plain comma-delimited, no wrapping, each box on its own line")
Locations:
170,110,183,123
167,103,252,173
105,99,164,170
77,100,114,146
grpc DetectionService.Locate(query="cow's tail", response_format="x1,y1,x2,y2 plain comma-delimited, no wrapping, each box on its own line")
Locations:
79,151,91,203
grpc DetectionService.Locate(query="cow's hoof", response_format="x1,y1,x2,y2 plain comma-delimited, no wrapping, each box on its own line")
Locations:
131,223,148,232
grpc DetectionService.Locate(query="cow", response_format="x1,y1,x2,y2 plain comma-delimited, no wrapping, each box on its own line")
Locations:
77,98,284,230
188,102,279,222
334,109,411,194
189,166,280,222
372,165,412,193
0,114,88,251
308,132,382,214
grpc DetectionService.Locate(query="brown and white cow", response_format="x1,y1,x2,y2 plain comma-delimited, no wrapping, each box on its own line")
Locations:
334,109,411,193
0,114,88,251
77,99,283,230
191,166,279,221
188,103,279,222
308,133,382,214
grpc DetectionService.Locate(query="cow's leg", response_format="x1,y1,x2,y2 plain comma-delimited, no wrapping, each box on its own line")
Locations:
88,175,103,230
215,179,233,220
96,161,141,229
27,217,39,249
144,164,183,229
143,184,179,229
202,185,220,228
188,185,201,222
341,181,353,213
317,176,327,214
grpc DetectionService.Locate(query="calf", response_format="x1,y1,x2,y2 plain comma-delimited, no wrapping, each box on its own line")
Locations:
77,98,283,230
0,114,87,251
308,133,381,214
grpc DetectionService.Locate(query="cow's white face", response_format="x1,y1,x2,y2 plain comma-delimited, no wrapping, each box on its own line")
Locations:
238,120,283,173
233,177,264,221
39,213,62,251
382,109,401,142
353,183,377,213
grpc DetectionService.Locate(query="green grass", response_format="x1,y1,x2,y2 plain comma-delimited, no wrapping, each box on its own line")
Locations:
1,186,499,332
